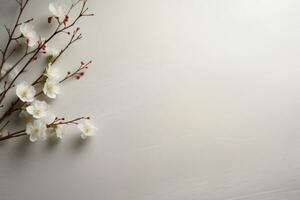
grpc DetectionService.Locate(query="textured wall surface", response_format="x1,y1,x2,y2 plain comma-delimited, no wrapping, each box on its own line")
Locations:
1,0,300,199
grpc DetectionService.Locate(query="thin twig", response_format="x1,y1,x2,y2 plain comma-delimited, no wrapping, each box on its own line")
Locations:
0,0,94,142
0,0,29,76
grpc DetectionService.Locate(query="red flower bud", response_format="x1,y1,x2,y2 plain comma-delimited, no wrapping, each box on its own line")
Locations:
48,16,52,23
63,15,69,26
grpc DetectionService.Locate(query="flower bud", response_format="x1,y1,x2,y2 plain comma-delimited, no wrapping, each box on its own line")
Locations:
48,16,53,23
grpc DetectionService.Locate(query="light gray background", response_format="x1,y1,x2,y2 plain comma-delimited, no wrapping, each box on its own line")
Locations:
1,0,300,199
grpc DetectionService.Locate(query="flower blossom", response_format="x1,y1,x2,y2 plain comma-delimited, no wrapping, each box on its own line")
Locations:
26,100,48,119
55,125,65,138
43,79,60,99
49,1,68,19
16,82,36,102
46,47,59,61
26,120,47,142
45,63,61,80
20,23,38,47
77,120,97,139
48,124,65,139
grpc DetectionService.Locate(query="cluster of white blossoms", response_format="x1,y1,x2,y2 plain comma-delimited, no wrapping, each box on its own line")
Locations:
16,77,97,142
43,63,61,99
10,1,97,142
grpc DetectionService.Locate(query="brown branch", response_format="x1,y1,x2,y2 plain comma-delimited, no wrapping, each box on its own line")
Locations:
0,32,83,125
0,0,29,77
0,42,38,82
0,129,26,141
59,60,91,83
0,99,20,124
52,30,82,64
49,116,88,127
32,30,82,86
0,0,92,106
0,120,9,132
0,0,94,142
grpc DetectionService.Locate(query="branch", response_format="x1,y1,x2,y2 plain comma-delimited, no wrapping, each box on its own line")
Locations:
0,0,94,142
49,116,88,127
0,42,38,82
0,29,85,125
0,0,93,106
0,129,26,141
0,0,29,77
59,60,91,83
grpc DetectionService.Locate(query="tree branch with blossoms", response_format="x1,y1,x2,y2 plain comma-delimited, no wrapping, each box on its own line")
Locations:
0,0,97,142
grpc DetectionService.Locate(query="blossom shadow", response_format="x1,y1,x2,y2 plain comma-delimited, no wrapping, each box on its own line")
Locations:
46,136,61,149
12,136,33,157
71,134,91,151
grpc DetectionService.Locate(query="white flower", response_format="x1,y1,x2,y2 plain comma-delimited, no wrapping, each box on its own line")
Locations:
16,82,36,102
43,79,60,99
46,47,59,60
49,1,68,19
20,23,38,47
45,63,61,80
26,120,47,142
49,125,65,139
26,100,48,119
55,125,65,138
20,23,33,37
77,120,97,139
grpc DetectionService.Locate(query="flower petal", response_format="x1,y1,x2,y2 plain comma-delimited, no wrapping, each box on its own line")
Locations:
29,134,38,142
81,133,87,140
